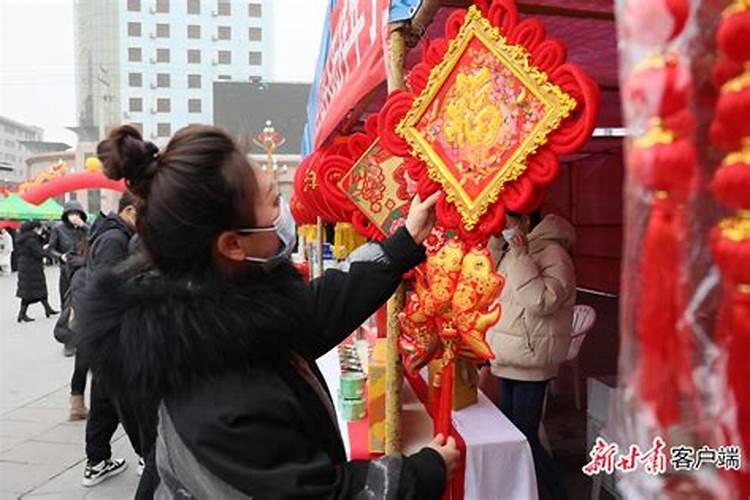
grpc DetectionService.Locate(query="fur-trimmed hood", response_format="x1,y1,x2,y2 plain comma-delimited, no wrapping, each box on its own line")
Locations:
74,261,314,401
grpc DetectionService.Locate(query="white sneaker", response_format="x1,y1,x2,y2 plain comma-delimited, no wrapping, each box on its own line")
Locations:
137,456,145,477
82,458,127,487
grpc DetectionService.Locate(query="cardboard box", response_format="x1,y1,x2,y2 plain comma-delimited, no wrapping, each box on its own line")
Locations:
428,358,478,411
368,339,387,454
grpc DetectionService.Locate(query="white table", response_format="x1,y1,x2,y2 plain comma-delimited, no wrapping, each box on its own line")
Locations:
318,348,538,499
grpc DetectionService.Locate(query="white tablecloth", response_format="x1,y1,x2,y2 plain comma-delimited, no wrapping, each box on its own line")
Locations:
318,348,538,499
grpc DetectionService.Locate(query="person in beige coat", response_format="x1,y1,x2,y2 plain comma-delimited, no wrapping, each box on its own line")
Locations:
488,211,576,500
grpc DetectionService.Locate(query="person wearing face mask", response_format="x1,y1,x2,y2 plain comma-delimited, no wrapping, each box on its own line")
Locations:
15,221,59,322
487,210,576,500
73,124,459,499
48,199,89,315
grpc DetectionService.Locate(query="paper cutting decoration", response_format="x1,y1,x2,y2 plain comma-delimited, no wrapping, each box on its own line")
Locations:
379,2,600,243
338,139,411,239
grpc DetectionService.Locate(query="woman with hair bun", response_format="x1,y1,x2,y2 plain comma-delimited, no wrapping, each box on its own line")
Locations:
76,124,458,499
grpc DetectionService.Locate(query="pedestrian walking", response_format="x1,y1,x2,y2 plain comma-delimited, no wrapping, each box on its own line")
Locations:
75,124,458,499
47,200,88,302
67,192,158,490
15,221,58,322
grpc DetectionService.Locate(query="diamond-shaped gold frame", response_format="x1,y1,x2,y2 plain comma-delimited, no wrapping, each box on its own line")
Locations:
397,6,577,230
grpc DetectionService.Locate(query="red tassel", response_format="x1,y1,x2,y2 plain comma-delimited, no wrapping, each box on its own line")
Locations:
435,362,454,437
637,197,685,428
711,216,750,496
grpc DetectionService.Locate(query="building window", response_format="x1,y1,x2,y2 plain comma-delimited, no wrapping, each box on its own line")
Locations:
130,122,143,134
157,123,171,137
129,73,143,87
217,74,232,80
68,192,78,201
157,73,170,88
187,25,201,39
248,27,262,41
217,1,231,16
156,23,170,38
156,48,170,63
217,26,231,40
248,2,261,17
218,50,231,64
248,51,262,65
187,49,201,64
188,99,202,113
128,22,141,37
156,98,171,112
128,47,142,62
188,74,202,88
129,97,143,112
127,0,140,12
156,0,169,13
188,0,200,14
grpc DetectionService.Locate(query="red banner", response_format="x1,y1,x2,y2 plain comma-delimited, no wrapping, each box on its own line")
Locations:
313,0,389,148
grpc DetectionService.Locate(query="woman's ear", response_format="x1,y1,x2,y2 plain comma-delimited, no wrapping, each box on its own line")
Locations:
216,231,248,262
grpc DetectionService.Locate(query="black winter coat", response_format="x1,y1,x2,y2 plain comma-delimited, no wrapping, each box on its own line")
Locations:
15,231,48,302
75,228,446,499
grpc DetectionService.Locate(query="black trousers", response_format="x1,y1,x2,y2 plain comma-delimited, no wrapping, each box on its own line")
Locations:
70,351,89,396
18,298,53,317
85,378,159,468
499,378,569,500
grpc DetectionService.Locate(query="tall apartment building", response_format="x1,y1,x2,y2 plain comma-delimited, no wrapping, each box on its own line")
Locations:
0,115,43,184
75,0,272,144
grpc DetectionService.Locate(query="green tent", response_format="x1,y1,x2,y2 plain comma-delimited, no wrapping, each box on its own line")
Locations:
0,194,47,220
35,198,64,220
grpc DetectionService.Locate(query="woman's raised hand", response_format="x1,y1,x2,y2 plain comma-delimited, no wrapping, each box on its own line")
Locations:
404,192,441,245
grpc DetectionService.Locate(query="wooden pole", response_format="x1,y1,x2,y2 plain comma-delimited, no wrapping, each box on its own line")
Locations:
384,283,405,454
387,26,408,92
316,216,324,278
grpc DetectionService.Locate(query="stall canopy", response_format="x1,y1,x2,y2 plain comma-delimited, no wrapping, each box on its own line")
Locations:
0,194,46,221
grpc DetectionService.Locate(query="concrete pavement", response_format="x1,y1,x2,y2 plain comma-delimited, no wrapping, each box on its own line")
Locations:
0,266,139,499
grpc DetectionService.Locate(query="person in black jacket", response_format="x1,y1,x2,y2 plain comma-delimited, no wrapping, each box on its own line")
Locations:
71,191,159,490
47,199,89,302
76,124,459,499
15,221,58,322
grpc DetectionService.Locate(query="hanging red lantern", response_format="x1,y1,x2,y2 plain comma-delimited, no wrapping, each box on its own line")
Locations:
625,54,692,120
717,0,750,63
623,0,689,45
712,144,750,211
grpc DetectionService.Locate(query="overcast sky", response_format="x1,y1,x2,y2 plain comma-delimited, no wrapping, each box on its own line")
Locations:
0,0,327,146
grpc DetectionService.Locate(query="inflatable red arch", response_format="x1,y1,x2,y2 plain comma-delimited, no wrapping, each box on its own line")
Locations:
19,171,125,205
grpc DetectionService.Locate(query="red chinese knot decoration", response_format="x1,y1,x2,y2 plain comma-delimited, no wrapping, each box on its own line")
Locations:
378,2,600,244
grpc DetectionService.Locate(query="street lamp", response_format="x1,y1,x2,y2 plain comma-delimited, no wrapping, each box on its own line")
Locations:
253,120,286,181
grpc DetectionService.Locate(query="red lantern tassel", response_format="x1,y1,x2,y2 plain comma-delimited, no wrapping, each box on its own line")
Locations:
637,196,684,428
435,361,454,437
727,288,750,497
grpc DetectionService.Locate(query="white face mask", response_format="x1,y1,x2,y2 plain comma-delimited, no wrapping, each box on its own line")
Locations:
501,226,519,244
236,196,297,264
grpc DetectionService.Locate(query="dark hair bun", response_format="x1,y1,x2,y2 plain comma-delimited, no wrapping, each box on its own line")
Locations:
97,125,160,198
